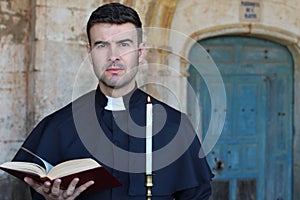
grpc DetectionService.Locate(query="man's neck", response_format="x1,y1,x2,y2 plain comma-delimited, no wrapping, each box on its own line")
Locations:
99,82,136,98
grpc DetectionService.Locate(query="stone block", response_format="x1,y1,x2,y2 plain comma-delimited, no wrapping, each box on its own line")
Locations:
261,1,300,34
0,141,22,163
35,5,88,43
0,73,27,140
37,0,92,9
0,174,31,200
294,165,300,200
32,40,92,122
0,0,30,44
0,44,27,72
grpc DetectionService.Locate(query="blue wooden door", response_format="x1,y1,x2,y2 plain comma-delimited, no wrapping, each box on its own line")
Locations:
188,36,293,200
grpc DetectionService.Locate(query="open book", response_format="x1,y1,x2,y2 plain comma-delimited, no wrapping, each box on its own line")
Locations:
0,158,122,194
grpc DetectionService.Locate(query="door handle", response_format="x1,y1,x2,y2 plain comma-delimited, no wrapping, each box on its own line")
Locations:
213,157,224,173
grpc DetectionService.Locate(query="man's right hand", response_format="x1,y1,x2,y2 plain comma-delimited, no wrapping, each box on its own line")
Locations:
24,177,94,200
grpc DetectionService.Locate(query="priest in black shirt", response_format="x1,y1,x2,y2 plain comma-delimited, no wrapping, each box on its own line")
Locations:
12,3,214,200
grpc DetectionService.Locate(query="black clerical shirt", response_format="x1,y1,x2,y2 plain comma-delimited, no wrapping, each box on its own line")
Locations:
13,87,214,199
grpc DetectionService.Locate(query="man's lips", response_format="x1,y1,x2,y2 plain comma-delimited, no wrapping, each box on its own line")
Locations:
105,67,124,74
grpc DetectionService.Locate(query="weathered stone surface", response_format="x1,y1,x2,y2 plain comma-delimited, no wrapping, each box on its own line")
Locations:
32,40,88,123
0,174,31,200
35,5,87,43
1,0,300,199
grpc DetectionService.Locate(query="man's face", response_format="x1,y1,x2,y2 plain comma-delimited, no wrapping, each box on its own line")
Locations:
87,23,144,90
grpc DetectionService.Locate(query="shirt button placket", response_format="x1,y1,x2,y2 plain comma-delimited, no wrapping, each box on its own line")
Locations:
112,113,120,179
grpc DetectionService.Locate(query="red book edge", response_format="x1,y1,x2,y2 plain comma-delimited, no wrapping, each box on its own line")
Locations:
0,166,122,194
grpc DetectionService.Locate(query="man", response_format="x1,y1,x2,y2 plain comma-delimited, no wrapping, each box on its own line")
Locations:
12,3,214,199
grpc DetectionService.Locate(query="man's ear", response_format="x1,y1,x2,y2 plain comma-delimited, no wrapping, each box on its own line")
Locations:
138,42,146,63
86,43,92,54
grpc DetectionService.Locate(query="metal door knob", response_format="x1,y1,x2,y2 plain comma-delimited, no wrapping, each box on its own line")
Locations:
213,157,224,173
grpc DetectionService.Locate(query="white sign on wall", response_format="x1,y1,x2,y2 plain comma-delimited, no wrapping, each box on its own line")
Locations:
239,0,262,22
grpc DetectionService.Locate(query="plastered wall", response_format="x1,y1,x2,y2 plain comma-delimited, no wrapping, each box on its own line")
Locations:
1,0,300,199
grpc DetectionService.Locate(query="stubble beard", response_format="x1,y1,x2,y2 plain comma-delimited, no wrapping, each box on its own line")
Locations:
99,66,138,89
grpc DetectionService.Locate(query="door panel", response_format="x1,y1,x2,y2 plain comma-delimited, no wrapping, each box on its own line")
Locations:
211,180,230,200
188,36,293,200
265,74,293,200
236,178,256,200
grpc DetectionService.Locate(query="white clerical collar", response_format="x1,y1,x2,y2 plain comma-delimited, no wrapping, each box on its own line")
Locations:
104,96,126,111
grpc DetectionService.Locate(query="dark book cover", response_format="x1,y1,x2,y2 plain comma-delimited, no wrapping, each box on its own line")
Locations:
0,164,122,194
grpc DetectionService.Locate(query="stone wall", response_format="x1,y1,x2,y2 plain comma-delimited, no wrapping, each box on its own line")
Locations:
1,0,300,199
0,0,32,197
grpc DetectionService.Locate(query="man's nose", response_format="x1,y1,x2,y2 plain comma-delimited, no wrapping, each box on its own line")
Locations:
108,46,120,61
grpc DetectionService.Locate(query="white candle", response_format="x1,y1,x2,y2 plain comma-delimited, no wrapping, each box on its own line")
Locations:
146,96,153,175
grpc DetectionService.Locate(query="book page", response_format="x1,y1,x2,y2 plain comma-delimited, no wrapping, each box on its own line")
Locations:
0,161,46,176
21,147,53,172
47,158,100,179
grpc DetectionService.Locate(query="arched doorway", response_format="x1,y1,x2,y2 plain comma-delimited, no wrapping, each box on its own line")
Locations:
188,36,293,200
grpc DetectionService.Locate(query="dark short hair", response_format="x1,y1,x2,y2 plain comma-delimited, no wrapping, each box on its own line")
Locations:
86,3,142,45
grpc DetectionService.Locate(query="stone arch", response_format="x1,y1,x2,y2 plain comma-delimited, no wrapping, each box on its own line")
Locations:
180,23,300,74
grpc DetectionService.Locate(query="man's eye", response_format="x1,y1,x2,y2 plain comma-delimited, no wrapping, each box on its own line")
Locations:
120,42,130,47
96,43,106,48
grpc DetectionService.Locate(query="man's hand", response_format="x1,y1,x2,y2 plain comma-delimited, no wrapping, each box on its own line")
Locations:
24,177,94,200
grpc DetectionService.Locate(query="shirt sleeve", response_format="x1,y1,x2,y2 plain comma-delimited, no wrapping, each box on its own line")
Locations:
174,182,212,200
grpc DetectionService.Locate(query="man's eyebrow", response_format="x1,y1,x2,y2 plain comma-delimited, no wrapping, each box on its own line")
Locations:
116,39,134,44
93,40,109,46
93,39,134,47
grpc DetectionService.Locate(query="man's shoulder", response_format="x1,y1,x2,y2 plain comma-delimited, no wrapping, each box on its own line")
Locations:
138,90,189,125
137,89,181,113
144,93,185,117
